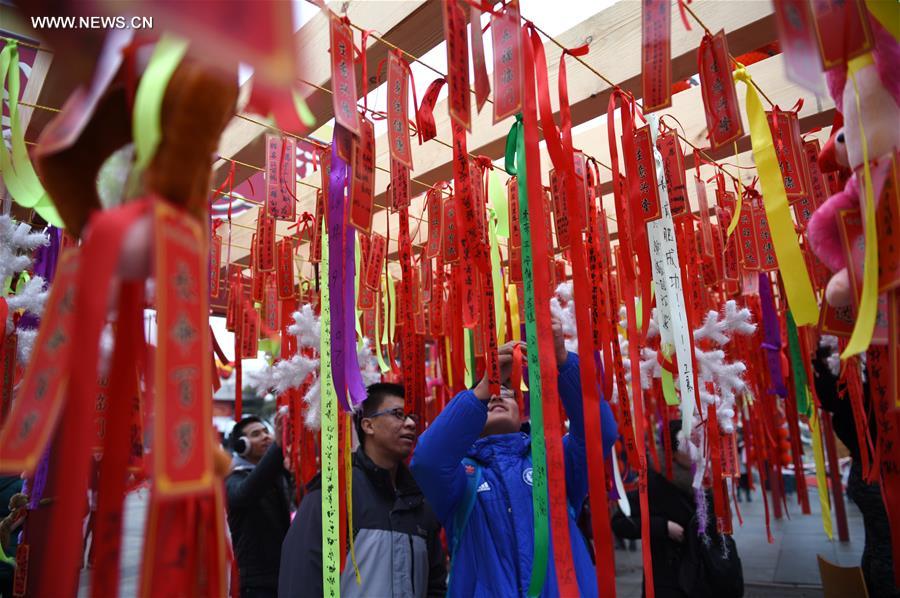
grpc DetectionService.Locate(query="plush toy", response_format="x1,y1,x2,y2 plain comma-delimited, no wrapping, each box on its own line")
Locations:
806,15,900,310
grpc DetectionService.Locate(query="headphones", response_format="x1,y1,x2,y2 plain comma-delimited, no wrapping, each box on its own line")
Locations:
232,435,251,457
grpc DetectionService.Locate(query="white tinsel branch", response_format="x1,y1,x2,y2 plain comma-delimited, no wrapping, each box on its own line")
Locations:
0,216,49,284
247,304,380,431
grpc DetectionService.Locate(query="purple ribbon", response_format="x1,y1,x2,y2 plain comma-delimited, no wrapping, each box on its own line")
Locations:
327,130,366,411
21,227,60,509
758,273,788,397
33,226,60,281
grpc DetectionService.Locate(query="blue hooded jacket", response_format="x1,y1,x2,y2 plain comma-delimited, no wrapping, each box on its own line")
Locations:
410,353,618,597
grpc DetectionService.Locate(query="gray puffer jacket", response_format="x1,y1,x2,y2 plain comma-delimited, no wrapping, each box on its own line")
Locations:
278,449,447,598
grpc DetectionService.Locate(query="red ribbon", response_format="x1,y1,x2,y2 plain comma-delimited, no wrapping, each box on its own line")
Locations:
470,4,491,113
41,198,152,597
90,281,143,598
606,84,655,596
416,77,446,144
520,26,579,596
526,25,616,597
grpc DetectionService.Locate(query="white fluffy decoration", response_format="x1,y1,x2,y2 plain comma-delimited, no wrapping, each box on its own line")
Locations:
1,216,51,367
551,283,755,438
247,304,379,431
819,335,841,377
15,328,37,364
0,215,49,283
639,301,756,436
550,282,579,354
4,276,48,323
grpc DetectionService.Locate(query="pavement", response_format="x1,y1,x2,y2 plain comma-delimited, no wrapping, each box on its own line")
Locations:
612,484,864,597
79,482,864,597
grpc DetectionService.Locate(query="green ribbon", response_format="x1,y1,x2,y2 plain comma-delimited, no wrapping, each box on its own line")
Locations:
661,367,679,406
506,117,550,596
0,40,63,227
489,168,509,238
786,310,810,417
293,90,317,128
319,224,341,597
132,35,188,175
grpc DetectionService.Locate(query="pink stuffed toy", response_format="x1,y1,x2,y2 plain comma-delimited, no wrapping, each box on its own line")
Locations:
806,16,900,308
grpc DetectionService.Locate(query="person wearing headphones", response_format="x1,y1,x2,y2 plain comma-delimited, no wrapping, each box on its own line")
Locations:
226,412,292,598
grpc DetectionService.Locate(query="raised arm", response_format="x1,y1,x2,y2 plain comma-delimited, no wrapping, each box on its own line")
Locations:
225,442,285,510
555,324,619,510
410,389,487,523
411,341,518,522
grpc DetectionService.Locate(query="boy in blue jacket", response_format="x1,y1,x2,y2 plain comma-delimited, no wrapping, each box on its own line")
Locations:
410,320,618,597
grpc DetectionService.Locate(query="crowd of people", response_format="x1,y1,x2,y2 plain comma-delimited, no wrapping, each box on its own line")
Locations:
220,320,896,598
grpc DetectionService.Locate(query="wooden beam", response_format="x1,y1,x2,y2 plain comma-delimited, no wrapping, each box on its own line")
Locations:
562,53,836,200
18,46,53,133
210,0,445,189
368,0,777,207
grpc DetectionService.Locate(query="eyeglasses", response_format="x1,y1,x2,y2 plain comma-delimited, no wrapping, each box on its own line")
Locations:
365,408,420,425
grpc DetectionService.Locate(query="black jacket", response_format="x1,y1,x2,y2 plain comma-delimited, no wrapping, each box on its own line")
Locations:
611,468,705,598
278,449,447,598
226,443,292,592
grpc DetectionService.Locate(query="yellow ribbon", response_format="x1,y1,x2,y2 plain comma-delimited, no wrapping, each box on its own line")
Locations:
734,65,819,325
345,414,361,584
809,403,833,540
508,283,521,342
865,0,900,41
387,274,396,344
841,53,879,358
726,141,744,238
375,276,390,373
488,210,507,344
464,328,474,388
507,283,528,391
444,336,453,386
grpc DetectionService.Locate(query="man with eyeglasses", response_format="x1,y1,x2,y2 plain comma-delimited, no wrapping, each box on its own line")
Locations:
410,319,619,597
278,383,447,598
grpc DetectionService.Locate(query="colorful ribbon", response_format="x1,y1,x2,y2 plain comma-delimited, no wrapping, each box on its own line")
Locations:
0,41,62,226
647,114,698,429
758,273,788,398
841,53,879,358
505,117,551,596
319,224,341,597
734,65,818,326
133,35,188,174
809,406,834,540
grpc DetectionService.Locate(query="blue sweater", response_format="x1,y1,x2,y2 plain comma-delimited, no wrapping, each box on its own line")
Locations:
410,353,618,597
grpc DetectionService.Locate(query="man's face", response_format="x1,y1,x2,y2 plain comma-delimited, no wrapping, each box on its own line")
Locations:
362,395,418,461
482,387,520,437
241,422,272,461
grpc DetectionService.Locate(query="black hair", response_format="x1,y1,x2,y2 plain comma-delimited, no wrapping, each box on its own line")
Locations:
231,415,263,451
668,418,683,454
354,382,405,446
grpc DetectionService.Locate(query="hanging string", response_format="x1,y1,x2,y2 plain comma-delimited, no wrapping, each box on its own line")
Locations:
679,2,776,107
